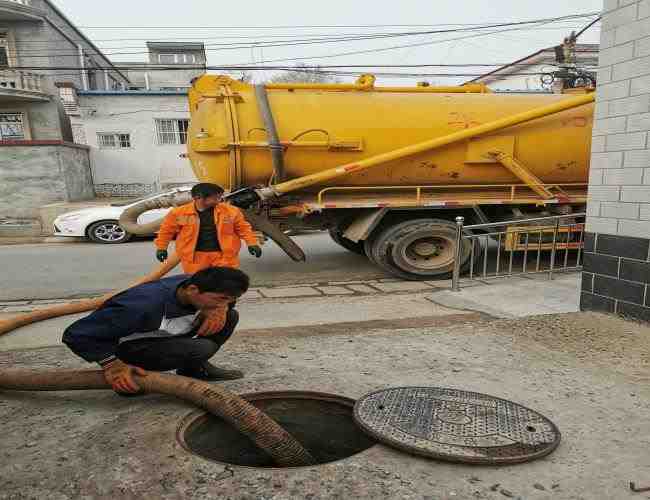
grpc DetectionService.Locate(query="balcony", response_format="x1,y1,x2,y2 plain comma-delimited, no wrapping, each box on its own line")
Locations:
0,69,49,101
0,0,45,21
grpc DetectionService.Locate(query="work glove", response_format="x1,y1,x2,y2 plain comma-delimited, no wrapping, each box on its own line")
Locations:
102,359,147,394
248,245,262,258
196,302,230,337
156,249,168,262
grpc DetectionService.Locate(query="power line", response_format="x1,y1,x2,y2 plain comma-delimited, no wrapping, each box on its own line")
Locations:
5,64,583,78
10,23,587,45
10,14,598,58
74,15,600,29
253,20,577,65
575,16,602,39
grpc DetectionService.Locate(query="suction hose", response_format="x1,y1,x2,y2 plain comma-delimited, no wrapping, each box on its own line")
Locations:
0,253,181,337
119,187,306,262
0,369,316,467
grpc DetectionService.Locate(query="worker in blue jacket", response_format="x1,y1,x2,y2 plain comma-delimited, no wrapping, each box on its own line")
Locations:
62,267,249,395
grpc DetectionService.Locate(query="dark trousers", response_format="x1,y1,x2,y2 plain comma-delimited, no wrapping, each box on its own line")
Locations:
116,309,239,372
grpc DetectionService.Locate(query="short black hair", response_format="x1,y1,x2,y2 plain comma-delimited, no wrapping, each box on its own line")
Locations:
184,267,250,296
191,183,225,199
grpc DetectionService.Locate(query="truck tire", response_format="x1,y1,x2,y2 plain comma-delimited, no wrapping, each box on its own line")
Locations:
328,228,365,255
367,218,478,280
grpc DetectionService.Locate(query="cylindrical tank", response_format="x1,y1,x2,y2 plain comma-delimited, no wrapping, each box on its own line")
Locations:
187,75,593,192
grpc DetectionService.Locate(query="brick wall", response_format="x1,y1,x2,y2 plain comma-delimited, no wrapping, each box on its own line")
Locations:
582,0,650,321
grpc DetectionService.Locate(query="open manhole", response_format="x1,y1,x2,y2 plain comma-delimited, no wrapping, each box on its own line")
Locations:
177,391,376,468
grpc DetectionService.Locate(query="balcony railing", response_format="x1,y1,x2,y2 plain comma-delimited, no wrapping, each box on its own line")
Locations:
6,0,32,5
0,69,46,95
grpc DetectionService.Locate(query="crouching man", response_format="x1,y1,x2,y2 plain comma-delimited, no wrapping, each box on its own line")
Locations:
63,267,249,395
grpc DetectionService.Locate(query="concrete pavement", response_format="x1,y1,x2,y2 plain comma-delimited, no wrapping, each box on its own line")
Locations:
0,273,581,352
0,233,385,301
1,310,648,500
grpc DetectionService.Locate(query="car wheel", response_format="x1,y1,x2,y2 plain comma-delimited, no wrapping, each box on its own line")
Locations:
87,220,132,244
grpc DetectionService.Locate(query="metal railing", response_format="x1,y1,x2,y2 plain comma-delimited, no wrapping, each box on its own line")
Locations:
0,69,45,94
5,0,32,4
451,213,586,291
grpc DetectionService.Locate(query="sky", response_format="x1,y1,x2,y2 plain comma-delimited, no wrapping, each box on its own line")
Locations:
52,0,604,85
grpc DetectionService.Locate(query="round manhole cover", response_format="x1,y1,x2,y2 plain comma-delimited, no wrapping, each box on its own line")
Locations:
353,387,561,465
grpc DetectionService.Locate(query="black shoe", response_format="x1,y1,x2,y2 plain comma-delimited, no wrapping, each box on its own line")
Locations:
177,362,244,381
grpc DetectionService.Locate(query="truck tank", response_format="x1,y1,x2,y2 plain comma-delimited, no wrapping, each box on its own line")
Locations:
187,74,593,192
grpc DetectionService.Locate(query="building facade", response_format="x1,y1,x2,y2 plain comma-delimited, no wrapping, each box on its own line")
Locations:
582,0,650,321
0,0,130,221
75,91,195,197
70,41,205,197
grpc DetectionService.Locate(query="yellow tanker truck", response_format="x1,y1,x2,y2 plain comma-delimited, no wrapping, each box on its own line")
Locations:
121,74,594,280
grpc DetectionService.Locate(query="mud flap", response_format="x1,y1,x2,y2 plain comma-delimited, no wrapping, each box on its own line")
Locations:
242,209,306,262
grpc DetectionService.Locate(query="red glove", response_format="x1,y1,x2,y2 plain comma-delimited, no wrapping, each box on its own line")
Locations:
196,303,230,337
102,359,147,394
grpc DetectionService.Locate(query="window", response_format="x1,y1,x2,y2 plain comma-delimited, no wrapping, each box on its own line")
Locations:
157,53,197,64
158,54,176,64
0,33,9,67
97,133,131,149
155,119,189,145
0,113,25,140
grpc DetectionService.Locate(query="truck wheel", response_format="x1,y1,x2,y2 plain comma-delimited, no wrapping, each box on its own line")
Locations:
368,219,477,280
328,228,366,255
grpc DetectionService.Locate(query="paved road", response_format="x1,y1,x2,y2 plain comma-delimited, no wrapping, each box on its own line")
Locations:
1,232,386,301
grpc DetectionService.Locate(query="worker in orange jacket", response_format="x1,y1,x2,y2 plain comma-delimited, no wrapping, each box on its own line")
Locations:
154,183,262,274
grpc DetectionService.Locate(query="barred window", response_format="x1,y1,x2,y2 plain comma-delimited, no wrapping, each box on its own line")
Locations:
0,113,25,140
97,132,131,149
155,119,189,145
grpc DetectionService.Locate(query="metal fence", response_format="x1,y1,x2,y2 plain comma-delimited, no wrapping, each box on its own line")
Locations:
451,213,586,291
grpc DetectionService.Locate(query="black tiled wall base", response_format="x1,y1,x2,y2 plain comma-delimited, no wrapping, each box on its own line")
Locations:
580,232,650,322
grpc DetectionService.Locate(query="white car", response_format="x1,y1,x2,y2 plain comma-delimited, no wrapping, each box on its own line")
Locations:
53,195,172,244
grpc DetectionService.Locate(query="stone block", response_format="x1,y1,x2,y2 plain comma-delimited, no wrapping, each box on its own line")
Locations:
593,116,628,136
624,149,650,168
585,217,619,234
603,168,644,184
627,112,650,131
371,282,434,292
635,35,650,57
618,219,650,238
606,132,647,151
621,185,650,201
599,42,635,66
259,287,322,298
610,94,650,115
589,168,604,185
602,3,638,31
596,80,631,101
640,203,650,219
601,201,640,219
613,55,650,81
316,286,355,296
592,151,624,169
615,15,650,44
346,284,381,294
588,185,621,201
631,74,650,95
640,0,650,19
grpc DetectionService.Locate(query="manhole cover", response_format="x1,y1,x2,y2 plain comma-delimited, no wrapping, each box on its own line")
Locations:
354,387,561,465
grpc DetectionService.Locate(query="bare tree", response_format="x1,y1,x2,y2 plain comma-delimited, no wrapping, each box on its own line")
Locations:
267,64,340,84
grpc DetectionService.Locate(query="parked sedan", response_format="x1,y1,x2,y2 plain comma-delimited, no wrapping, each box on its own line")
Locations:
53,197,171,244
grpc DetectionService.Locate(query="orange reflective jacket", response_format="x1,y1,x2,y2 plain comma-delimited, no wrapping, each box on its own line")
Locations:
154,202,258,268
